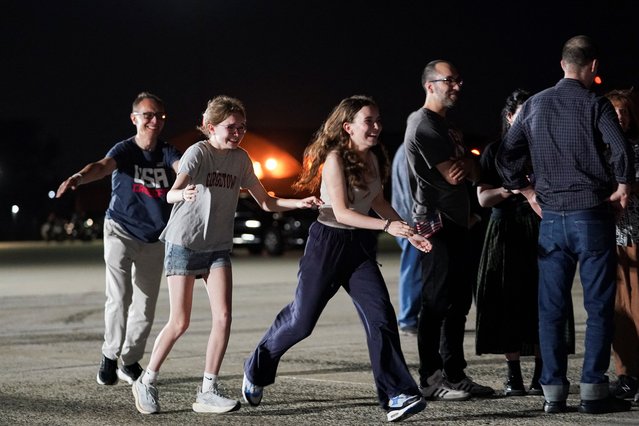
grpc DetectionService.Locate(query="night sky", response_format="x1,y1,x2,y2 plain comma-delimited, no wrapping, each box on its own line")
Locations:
2,0,639,236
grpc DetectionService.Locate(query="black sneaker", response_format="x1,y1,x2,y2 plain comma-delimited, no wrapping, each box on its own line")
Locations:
610,375,638,399
446,375,495,397
117,362,144,385
578,396,631,414
97,355,118,385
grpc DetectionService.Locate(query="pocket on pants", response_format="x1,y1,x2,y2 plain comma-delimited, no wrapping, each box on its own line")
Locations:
538,220,558,257
575,219,613,254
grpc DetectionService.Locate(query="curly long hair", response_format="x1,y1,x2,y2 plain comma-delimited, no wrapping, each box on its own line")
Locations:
294,95,389,200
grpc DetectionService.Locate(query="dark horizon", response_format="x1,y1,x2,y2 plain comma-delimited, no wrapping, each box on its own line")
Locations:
3,1,638,239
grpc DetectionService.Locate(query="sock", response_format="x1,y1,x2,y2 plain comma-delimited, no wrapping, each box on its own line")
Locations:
142,369,158,385
202,372,218,392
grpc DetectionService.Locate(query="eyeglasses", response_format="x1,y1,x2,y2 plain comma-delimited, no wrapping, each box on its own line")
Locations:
429,77,464,87
217,124,247,134
133,112,167,120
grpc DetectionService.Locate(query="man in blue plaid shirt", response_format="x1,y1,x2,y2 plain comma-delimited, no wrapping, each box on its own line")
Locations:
497,35,633,415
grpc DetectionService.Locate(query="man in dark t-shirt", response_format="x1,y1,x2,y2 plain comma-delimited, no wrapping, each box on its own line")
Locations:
56,92,180,387
405,60,494,400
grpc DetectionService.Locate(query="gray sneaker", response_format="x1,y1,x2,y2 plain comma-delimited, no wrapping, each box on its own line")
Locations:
192,384,241,413
420,370,471,401
132,377,159,414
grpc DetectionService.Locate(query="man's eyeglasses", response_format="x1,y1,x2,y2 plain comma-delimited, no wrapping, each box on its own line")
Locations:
133,112,167,120
429,77,464,87
218,124,247,134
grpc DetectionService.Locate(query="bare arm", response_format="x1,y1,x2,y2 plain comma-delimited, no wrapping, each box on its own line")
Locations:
371,192,431,252
166,172,194,204
436,156,480,186
56,157,117,198
476,183,513,208
246,180,322,212
170,159,180,174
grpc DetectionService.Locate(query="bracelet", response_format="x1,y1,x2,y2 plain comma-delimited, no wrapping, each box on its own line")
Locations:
181,188,186,201
382,219,391,233
72,173,83,183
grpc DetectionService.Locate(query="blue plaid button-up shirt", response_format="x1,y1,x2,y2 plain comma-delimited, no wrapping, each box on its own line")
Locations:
497,78,633,211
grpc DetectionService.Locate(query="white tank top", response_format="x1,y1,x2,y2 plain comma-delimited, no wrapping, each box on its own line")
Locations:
317,153,382,229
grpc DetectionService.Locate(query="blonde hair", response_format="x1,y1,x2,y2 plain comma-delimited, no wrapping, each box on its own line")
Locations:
197,95,246,137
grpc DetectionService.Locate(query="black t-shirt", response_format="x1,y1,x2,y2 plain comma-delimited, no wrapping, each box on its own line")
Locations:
405,108,470,227
479,140,528,211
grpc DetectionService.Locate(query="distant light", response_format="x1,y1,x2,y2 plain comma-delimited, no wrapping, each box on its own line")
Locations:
48,190,56,199
245,220,261,228
265,158,278,171
470,148,481,156
84,218,94,227
594,75,602,85
11,205,19,214
253,161,264,179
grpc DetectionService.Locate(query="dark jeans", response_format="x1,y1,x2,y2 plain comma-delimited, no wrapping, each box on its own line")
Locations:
244,222,419,406
538,206,617,401
417,217,473,384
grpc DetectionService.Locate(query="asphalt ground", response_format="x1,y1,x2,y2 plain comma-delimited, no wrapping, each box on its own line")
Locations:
1,238,638,425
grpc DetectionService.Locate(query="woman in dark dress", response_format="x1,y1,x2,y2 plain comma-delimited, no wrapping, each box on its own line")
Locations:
474,89,575,396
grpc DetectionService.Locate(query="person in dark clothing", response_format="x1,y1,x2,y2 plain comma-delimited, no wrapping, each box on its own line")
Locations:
475,89,575,397
405,60,494,400
497,35,633,415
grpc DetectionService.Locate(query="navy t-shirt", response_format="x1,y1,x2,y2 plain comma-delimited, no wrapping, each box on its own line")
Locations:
105,137,181,242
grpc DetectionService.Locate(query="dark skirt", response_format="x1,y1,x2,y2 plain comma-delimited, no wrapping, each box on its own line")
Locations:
475,206,575,356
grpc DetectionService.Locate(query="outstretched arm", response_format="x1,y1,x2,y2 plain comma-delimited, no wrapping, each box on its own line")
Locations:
246,180,323,212
56,157,117,198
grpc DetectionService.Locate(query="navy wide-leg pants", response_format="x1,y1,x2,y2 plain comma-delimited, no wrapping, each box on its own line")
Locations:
244,222,419,406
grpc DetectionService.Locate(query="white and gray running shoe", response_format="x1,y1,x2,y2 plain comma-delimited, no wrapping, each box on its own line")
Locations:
192,384,241,413
132,377,159,414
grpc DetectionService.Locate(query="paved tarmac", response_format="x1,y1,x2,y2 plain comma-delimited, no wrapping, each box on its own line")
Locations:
0,238,638,425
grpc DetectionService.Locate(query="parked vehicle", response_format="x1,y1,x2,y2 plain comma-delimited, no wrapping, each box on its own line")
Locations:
40,212,102,242
233,194,316,256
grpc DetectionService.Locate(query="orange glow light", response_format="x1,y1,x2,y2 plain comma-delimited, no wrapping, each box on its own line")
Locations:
265,158,278,171
470,148,481,156
594,75,602,85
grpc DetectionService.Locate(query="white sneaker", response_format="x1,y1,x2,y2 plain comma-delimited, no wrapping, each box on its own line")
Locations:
387,394,426,422
132,377,159,414
192,384,241,413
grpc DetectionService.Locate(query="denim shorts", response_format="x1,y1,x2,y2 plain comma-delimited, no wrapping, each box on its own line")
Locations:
164,242,231,276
